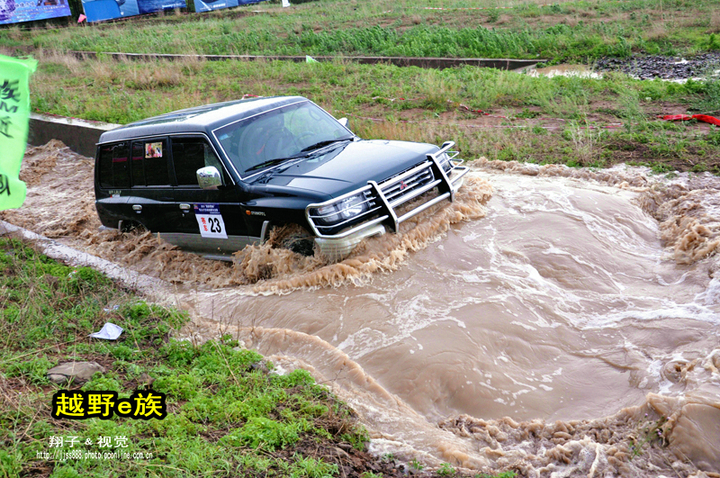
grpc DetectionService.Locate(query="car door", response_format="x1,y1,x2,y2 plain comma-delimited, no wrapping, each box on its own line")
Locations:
167,135,253,254
125,137,178,233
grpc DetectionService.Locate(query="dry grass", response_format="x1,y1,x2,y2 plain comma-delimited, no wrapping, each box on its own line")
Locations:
81,54,206,90
90,61,117,84
568,121,603,165
563,16,580,28
709,10,720,33
494,14,512,25
354,118,539,163
1,26,27,42
679,16,708,29
125,62,185,89
644,20,669,43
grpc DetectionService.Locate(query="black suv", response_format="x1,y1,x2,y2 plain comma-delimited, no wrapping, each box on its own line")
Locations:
94,96,468,260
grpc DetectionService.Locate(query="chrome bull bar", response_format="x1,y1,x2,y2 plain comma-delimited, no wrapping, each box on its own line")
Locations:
305,141,469,240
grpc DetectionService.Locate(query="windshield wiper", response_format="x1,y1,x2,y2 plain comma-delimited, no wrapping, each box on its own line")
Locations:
299,137,353,153
244,157,299,173
245,138,353,173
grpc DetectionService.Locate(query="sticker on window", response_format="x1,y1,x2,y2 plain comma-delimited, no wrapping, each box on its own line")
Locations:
145,142,163,158
194,204,227,239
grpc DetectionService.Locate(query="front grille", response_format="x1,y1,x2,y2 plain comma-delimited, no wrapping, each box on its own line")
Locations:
379,166,435,206
305,141,469,241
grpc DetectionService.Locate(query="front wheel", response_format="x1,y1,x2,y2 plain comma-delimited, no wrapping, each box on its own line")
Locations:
267,224,315,256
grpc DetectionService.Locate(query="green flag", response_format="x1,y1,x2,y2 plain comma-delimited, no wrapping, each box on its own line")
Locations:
0,54,37,211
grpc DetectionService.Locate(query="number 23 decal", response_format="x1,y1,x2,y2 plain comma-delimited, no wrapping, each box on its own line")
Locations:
194,204,228,239
208,217,222,234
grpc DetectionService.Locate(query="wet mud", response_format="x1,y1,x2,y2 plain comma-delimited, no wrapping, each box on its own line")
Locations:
3,142,720,477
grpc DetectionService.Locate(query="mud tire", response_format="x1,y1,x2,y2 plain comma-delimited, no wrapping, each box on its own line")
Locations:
119,221,146,233
268,224,315,256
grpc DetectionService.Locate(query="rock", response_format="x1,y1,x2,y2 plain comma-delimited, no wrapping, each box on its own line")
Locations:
46,361,105,384
595,52,720,81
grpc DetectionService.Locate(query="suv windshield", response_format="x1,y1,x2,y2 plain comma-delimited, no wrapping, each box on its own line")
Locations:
214,101,353,176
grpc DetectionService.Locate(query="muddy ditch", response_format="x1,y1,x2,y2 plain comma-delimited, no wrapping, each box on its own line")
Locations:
2,140,720,477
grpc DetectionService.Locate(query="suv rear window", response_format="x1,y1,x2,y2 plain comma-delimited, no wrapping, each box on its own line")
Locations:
131,142,145,186
98,142,130,189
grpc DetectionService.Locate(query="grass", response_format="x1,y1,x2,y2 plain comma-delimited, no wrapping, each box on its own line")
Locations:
17,50,720,173
4,0,720,173
0,237,517,477
628,414,668,458
2,0,720,62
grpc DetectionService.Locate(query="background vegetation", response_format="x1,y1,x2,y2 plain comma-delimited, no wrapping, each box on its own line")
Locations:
16,49,720,173
2,0,720,62
1,0,719,173
2,0,720,175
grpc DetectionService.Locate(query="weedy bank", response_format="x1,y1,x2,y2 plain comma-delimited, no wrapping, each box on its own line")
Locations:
1,0,719,62
2,0,720,174
18,51,720,174
0,238,514,477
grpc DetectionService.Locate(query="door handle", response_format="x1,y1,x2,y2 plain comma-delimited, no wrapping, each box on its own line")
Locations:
132,205,142,213
179,203,191,211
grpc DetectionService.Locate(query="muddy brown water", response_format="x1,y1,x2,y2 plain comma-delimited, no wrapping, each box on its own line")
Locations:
3,142,719,477
527,64,603,79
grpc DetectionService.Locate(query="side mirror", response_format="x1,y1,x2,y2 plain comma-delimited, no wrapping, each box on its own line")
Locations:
338,117,349,127
197,166,222,190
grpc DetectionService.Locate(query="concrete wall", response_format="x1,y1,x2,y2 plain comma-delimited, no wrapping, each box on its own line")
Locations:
70,50,543,71
28,113,121,158
27,53,542,157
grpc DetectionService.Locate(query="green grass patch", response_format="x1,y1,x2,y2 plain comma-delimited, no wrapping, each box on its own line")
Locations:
21,53,720,173
2,0,720,62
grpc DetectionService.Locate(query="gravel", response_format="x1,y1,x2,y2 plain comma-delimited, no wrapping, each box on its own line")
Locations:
594,52,720,80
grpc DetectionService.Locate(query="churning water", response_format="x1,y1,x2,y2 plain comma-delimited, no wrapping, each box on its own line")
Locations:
3,142,719,477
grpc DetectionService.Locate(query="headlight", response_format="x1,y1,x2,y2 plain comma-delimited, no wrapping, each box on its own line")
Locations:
339,195,367,219
314,204,341,224
311,194,369,225
437,152,452,173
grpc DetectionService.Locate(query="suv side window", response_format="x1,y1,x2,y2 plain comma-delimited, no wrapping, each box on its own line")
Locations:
171,137,224,187
131,142,145,186
98,142,130,189
130,139,170,186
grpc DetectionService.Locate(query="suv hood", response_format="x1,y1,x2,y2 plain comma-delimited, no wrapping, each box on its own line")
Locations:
246,139,438,199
